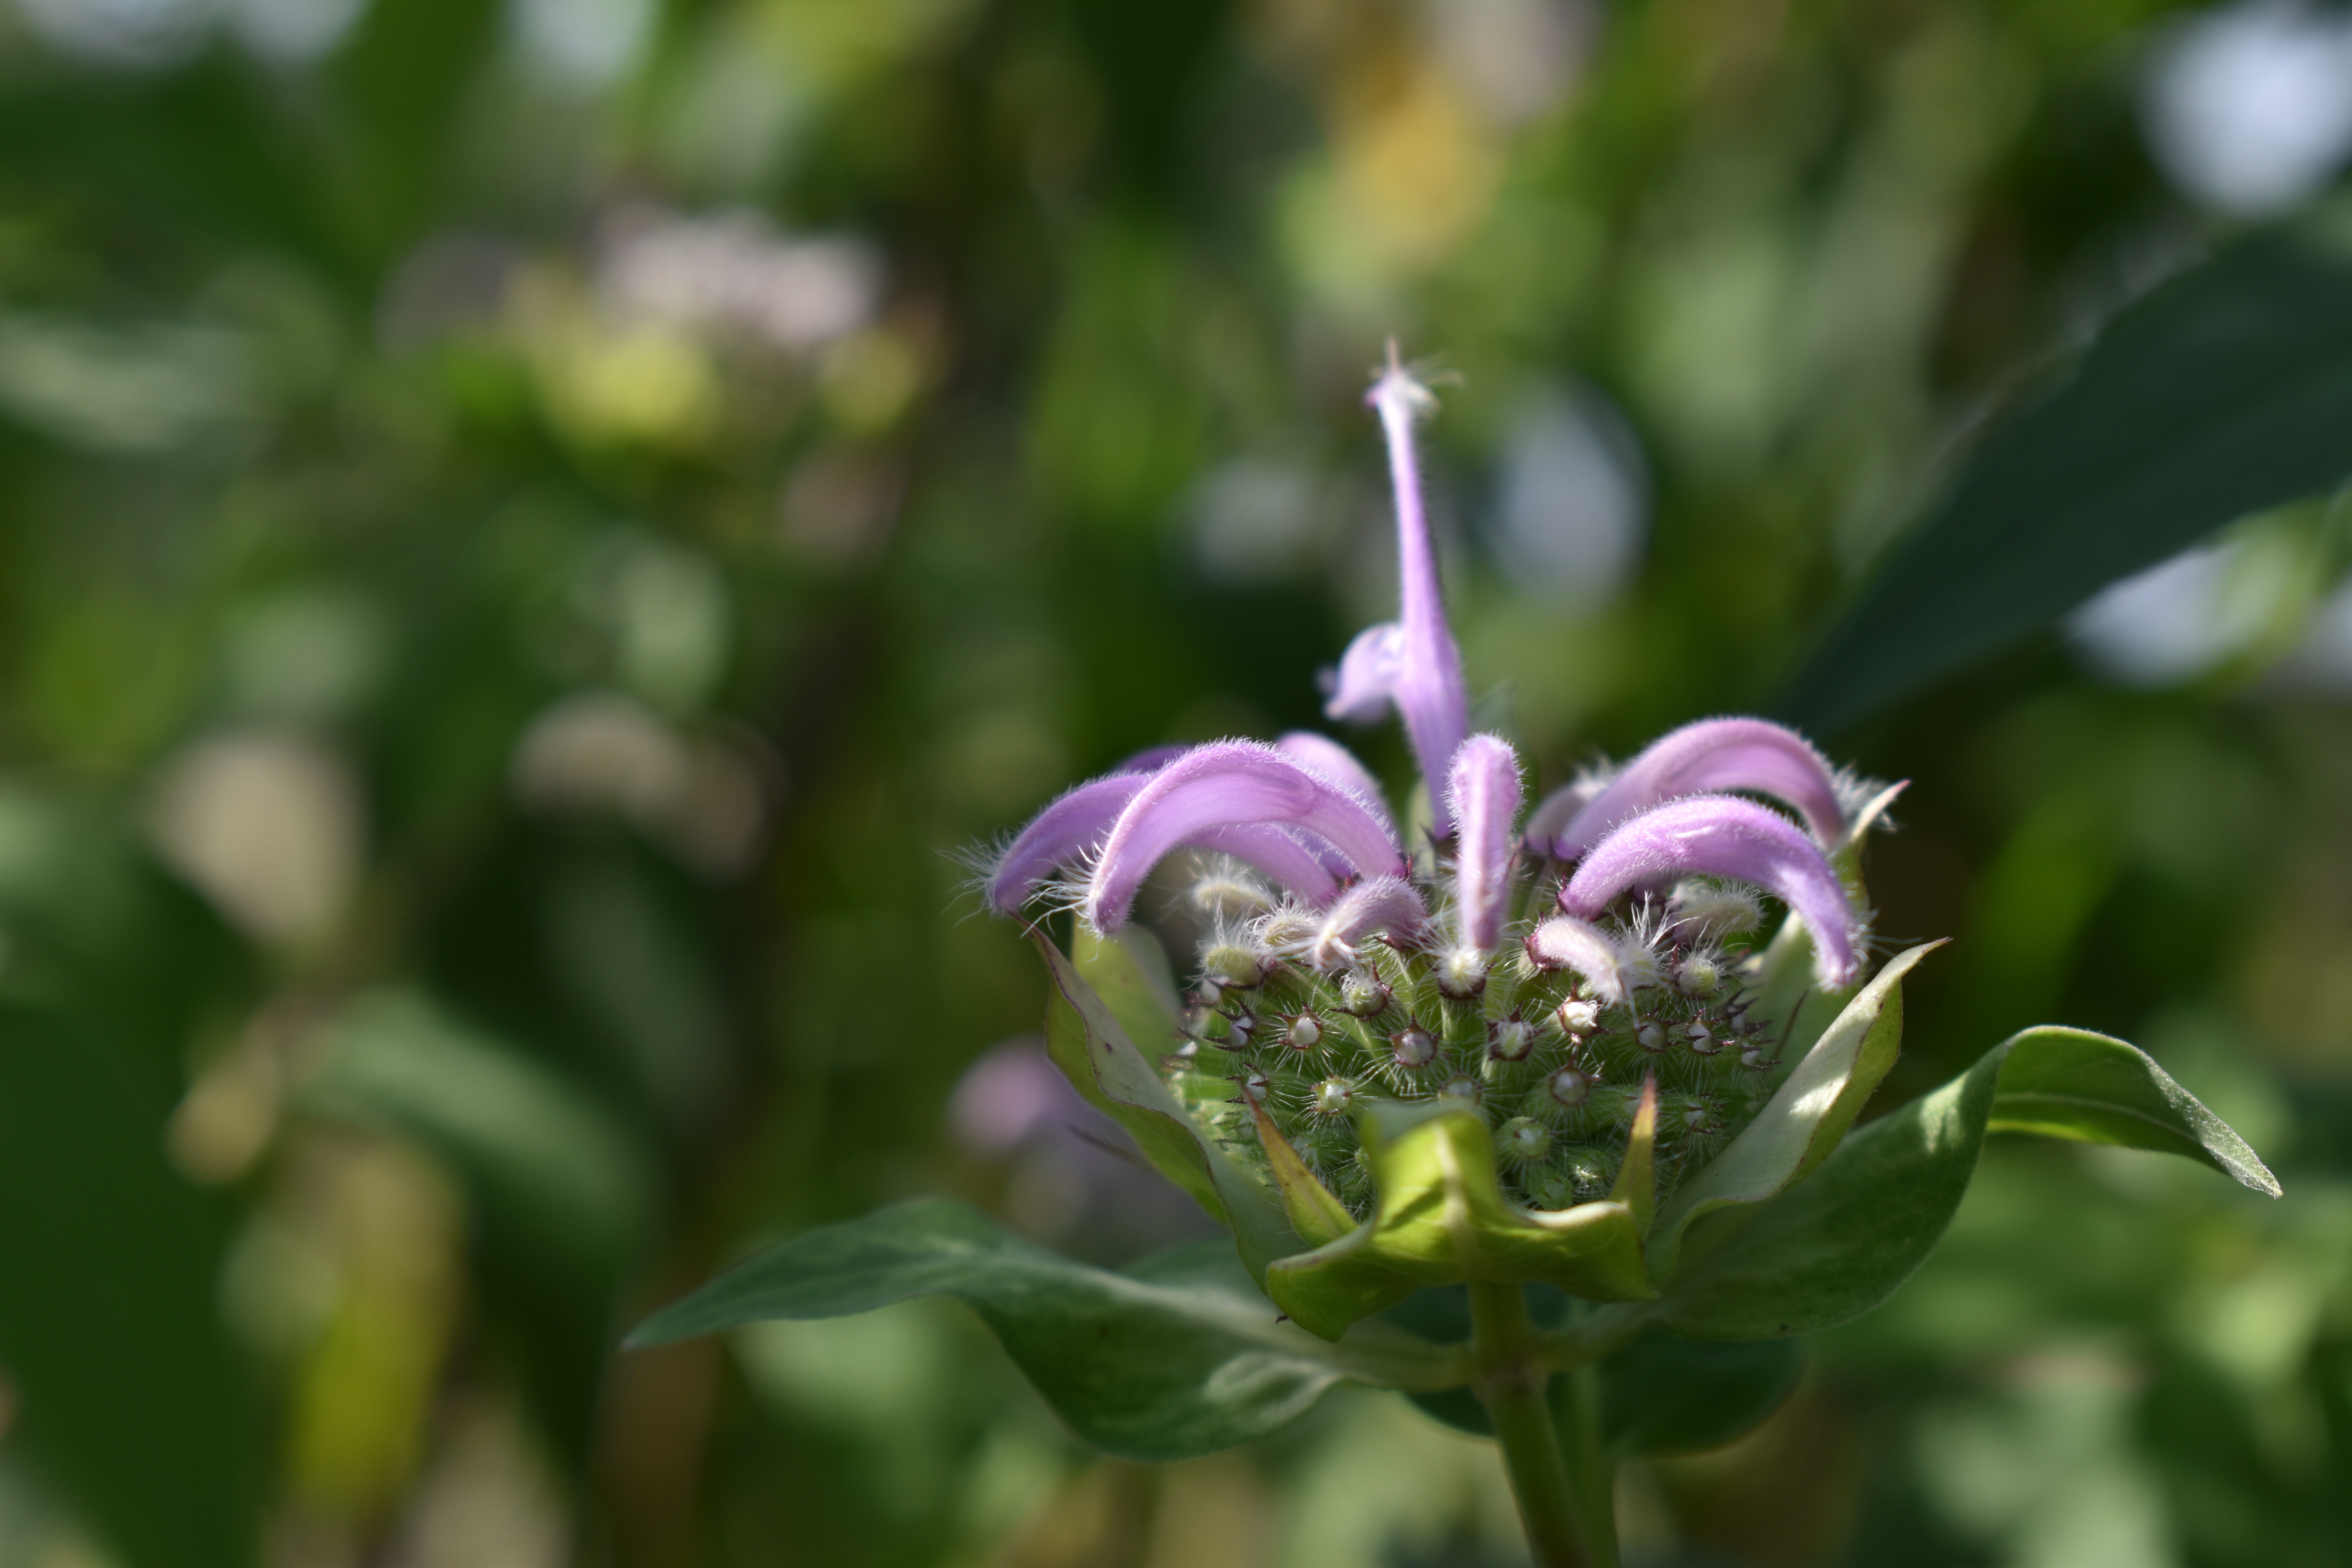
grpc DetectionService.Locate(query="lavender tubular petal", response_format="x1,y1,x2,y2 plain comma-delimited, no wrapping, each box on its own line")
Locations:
1085,741,1405,931
1524,914,1631,1003
986,773,1146,912
1186,822,1342,907
1311,875,1429,968
1559,795,1858,985
1446,734,1523,950
1278,731,1394,832
1552,717,1847,859
1324,352,1467,828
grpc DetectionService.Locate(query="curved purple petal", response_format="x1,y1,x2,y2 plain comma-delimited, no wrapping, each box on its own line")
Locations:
1524,914,1631,1004
1084,741,1406,931
986,772,1147,913
1322,350,1468,829
1551,718,1846,860
1113,743,1192,774
1278,731,1393,831
1186,822,1341,907
1446,734,1523,949
1310,874,1428,968
1559,794,1857,985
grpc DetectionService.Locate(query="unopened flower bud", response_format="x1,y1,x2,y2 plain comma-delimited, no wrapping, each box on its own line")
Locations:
1313,1076,1357,1116
1227,1010,1261,1047
1436,947,1487,999
1391,1025,1438,1069
1202,944,1264,989
1499,1116,1550,1162
1667,878,1763,941
1438,1073,1481,1108
1194,874,1272,920
1677,955,1722,996
1285,1013,1325,1052
1340,970,1391,1018
1557,997,1600,1034
1547,1066,1596,1108
1243,1071,1274,1105
1636,1020,1667,1053
1488,1016,1537,1062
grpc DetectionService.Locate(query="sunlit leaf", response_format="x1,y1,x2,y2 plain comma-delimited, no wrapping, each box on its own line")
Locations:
1781,211,2352,734
627,1198,1467,1461
1033,930,1303,1279
1646,1025,2277,1340
1646,944,1941,1280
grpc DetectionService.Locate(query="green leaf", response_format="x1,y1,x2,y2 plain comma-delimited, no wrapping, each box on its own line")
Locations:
626,1198,1466,1461
1593,1329,1803,1458
1648,1025,2278,1341
304,989,660,1269
1647,943,1942,1280
1265,1104,1653,1343
1032,930,1303,1279
1781,211,2352,734
1985,1026,2279,1192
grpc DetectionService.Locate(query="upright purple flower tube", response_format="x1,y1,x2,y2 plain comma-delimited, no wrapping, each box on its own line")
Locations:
1325,345,1469,833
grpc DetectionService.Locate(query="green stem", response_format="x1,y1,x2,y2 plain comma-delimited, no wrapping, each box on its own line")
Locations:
1466,1280,1595,1568
1554,1362,1620,1568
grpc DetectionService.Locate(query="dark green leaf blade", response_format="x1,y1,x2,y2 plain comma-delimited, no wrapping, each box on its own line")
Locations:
1649,1025,2276,1340
628,1199,1466,1462
1781,213,2352,734
1595,1330,1803,1458
1987,1026,2279,1194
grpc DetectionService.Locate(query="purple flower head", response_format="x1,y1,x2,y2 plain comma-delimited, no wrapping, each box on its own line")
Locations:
1084,740,1406,933
1559,793,1858,985
1541,717,1849,861
1323,345,1468,831
1446,733,1523,951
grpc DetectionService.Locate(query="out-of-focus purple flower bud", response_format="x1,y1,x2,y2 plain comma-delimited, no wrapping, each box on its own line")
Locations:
1323,348,1468,829
1447,733,1523,950
1559,793,1858,985
1085,741,1405,932
1525,913,1633,1002
1310,873,1429,968
1546,718,1847,860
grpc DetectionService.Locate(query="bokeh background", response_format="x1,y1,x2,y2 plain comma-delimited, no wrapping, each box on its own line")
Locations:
0,0,2350,1563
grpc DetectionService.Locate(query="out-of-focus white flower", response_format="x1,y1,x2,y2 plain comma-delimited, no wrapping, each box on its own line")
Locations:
510,0,653,86
1489,383,1648,607
2069,539,2300,686
2142,1,2352,216
149,731,366,946
510,692,773,877
596,208,882,354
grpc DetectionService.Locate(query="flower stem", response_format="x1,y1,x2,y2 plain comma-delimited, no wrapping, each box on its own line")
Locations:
1467,1280,1607,1568
1554,1361,1621,1568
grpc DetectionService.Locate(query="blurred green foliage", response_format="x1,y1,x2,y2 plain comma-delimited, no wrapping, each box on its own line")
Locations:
0,0,2350,1563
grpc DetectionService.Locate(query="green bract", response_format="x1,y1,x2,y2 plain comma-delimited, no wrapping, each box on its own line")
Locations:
633,922,2278,1464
